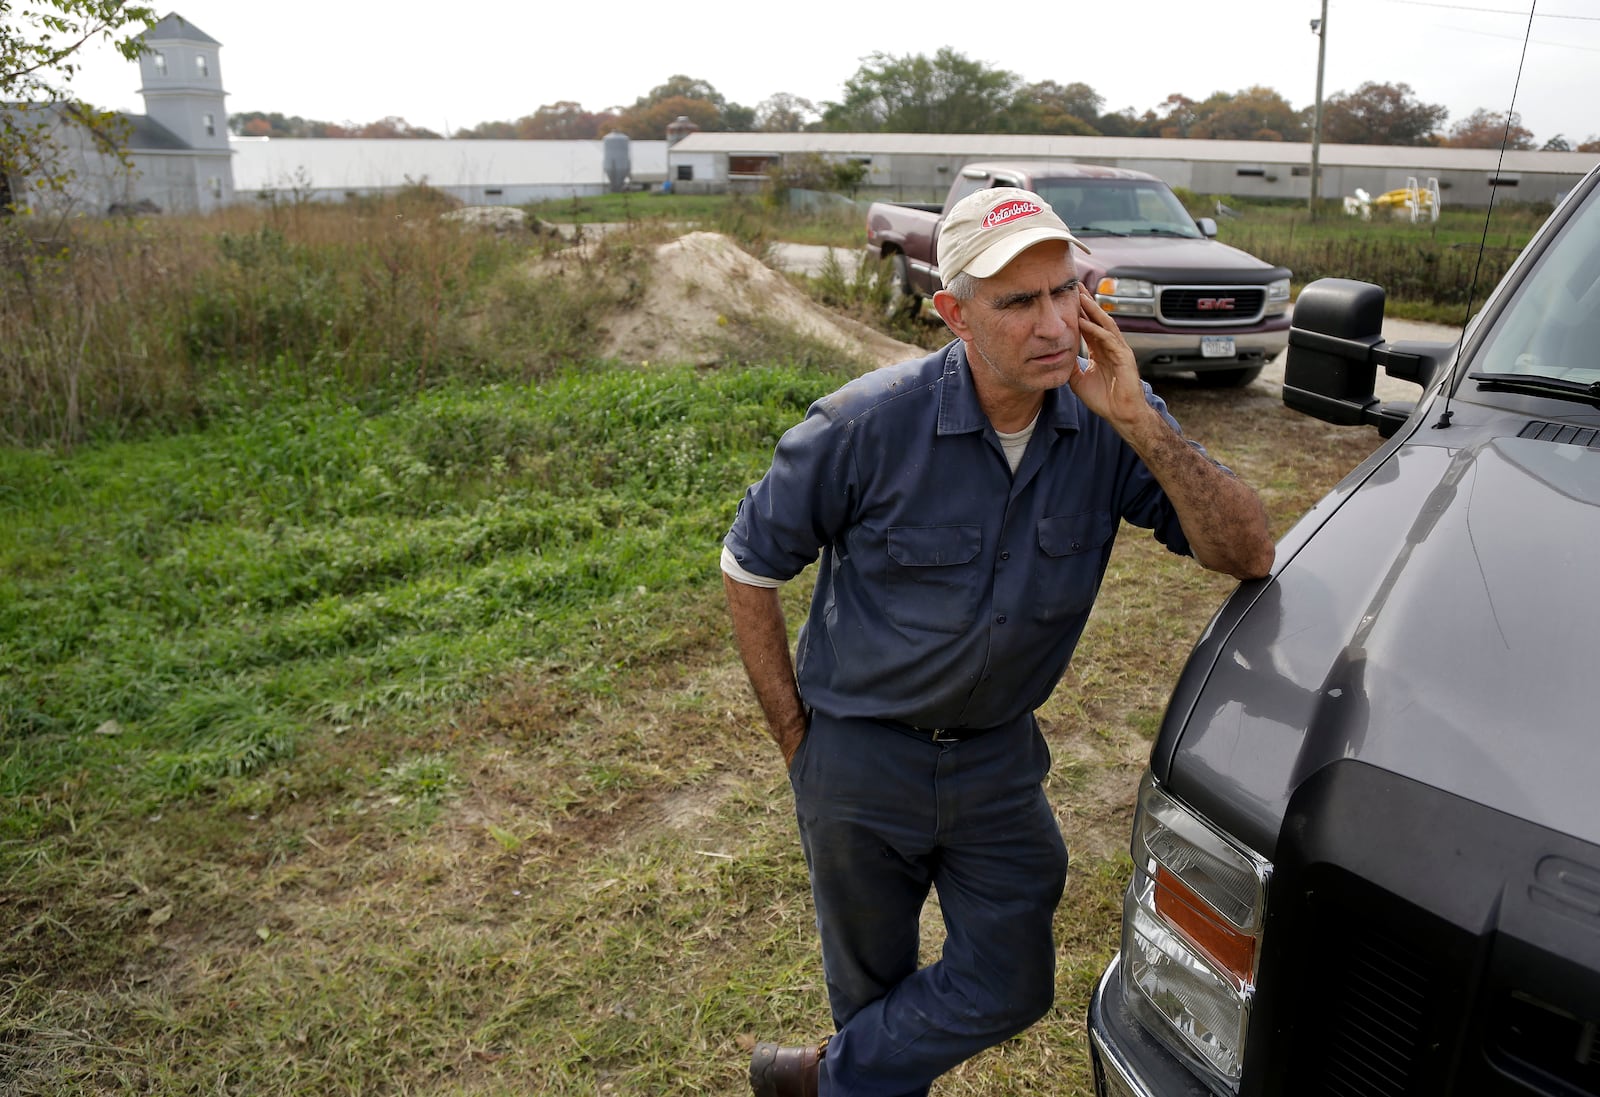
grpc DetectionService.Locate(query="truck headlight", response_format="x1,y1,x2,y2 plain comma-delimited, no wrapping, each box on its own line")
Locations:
1265,278,1291,316
1122,771,1271,1090
1096,276,1156,316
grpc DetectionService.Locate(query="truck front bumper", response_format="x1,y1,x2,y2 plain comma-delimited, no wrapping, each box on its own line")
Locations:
1120,329,1290,376
1088,953,1214,1097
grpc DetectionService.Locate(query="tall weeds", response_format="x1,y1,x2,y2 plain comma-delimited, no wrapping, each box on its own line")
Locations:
1191,199,1549,322
0,200,532,448
1226,226,1522,313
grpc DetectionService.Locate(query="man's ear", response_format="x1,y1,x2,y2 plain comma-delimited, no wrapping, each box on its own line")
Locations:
932,291,971,340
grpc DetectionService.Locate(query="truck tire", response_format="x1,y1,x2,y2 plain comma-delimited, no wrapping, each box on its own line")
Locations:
1196,365,1263,388
885,252,921,320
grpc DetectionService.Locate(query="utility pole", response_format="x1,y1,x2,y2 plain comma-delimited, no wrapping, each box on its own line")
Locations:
1310,0,1328,218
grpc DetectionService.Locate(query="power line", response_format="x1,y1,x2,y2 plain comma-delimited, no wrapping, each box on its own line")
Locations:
1446,24,1600,50
1386,0,1600,20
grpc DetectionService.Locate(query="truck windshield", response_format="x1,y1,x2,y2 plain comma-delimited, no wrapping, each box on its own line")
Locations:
1472,183,1600,386
1032,180,1204,239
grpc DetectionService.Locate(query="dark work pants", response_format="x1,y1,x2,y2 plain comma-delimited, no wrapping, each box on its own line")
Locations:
788,711,1070,1097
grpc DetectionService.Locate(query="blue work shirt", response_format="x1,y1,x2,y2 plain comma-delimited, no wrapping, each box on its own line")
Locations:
723,340,1201,730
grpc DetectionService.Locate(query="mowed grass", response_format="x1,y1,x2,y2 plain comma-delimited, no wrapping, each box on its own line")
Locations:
3,210,1386,1094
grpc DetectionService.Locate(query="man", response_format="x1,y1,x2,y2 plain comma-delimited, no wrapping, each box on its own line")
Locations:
721,187,1275,1097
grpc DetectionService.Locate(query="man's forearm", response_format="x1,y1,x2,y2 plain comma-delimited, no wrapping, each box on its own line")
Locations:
722,573,809,764
1073,287,1275,579
1117,406,1276,580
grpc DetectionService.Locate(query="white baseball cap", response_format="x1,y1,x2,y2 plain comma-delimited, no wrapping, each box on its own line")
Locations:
937,187,1090,280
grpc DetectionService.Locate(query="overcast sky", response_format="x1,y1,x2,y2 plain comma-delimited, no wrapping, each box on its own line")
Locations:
66,0,1600,146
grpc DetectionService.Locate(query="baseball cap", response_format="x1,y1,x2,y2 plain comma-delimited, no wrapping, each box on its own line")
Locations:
937,187,1090,280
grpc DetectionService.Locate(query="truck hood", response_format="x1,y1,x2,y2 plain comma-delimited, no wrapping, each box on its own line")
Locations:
1078,235,1285,280
1169,432,1600,855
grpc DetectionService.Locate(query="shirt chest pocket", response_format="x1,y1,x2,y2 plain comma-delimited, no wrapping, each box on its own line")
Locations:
1033,512,1117,623
885,525,983,633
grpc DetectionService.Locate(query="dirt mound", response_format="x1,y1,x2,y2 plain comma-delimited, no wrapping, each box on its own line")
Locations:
598,231,928,369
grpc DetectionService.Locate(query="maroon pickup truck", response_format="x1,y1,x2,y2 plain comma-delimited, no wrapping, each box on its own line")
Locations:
866,160,1291,387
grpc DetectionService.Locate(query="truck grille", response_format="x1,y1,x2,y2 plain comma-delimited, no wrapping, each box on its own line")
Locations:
1320,929,1431,1097
1241,764,1600,1097
1158,286,1266,324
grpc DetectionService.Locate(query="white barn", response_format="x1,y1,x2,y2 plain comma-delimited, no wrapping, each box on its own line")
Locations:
665,131,1600,209
2,13,234,215
230,137,667,206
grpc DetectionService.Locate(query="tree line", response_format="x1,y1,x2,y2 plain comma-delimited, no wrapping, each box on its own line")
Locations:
230,50,1598,152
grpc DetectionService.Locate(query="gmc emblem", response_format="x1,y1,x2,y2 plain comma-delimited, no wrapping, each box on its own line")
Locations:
1197,298,1236,311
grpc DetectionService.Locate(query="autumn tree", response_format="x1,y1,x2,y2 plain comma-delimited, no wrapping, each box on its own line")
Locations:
229,111,441,139
352,116,440,139
454,119,518,139
1580,136,1600,154
1319,81,1446,145
229,112,320,138
1094,107,1143,137
1002,80,1103,135
453,102,620,140
755,93,818,132
1,0,157,208
613,94,720,139
521,101,611,139
611,74,740,138
643,75,727,112
1134,93,1199,138
1444,108,1534,150
1188,86,1308,141
229,111,301,137
721,102,755,130
822,49,1018,133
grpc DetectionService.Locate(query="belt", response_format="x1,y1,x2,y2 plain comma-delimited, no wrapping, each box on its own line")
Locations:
905,723,990,743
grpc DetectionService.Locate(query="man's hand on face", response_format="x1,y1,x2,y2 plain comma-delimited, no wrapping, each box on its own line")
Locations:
1067,284,1152,429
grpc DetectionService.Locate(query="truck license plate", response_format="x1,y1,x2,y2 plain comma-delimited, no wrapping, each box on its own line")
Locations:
1201,336,1236,358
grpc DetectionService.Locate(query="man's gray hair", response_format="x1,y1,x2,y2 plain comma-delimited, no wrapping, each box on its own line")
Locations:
944,270,979,301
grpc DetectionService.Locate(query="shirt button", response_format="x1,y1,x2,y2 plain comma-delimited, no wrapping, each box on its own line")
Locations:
1070,541,1082,551
999,551,1010,561
995,614,1007,624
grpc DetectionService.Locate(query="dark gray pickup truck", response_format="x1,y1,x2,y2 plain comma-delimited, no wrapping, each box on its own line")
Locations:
1088,160,1600,1097
865,160,1291,387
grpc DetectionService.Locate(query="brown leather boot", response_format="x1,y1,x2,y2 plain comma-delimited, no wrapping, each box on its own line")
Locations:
749,1037,829,1097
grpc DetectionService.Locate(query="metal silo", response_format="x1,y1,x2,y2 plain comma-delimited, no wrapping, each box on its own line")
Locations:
602,131,631,193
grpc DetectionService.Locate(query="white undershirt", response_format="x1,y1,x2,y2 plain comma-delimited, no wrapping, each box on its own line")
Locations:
720,411,1040,589
995,412,1039,474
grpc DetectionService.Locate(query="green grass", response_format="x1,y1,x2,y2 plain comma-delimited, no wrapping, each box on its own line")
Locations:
2,198,1393,1095
0,363,839,827
0,351,864,1093
0,364,1379,1096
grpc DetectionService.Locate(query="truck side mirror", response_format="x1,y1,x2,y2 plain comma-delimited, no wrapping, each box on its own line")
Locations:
1285,279,1450,438
1196,217,1218,239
